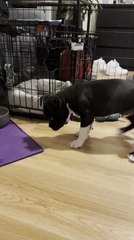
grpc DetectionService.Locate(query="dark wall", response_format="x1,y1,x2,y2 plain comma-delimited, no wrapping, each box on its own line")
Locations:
95,4,134,70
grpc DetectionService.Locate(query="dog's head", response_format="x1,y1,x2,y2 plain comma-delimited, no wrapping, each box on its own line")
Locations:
42,94,69,131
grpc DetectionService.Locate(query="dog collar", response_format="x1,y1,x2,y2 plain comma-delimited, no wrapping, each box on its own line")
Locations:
66,103,74,123
66,113,71,123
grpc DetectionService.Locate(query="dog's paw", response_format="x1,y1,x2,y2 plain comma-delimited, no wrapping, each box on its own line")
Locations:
69,140,83,149
118,127,126,135
118,128,123,135
75,131,90,137
128,152,134,163
75,131,79,137
119,127,126,134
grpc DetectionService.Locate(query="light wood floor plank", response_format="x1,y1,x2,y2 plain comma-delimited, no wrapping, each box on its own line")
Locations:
1,116,134,240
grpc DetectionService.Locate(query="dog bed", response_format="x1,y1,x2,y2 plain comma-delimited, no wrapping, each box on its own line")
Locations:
8,78,71,114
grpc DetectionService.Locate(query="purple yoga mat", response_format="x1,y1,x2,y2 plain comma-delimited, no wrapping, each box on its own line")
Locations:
0,120,43,167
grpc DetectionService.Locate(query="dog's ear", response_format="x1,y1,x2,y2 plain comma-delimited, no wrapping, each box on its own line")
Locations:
52,96,62,107
40,94,49,106
40,94,62,107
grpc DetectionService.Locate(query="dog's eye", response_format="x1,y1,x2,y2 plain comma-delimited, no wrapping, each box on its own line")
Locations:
50,117,54,121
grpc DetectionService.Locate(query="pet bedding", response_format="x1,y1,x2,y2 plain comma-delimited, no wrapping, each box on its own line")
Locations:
8,78,71,114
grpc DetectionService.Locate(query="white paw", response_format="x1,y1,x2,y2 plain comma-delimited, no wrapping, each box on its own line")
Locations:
117,128,122,134
75,131,90,138
75,131,79,137
69,140,83,149
128,152,134,163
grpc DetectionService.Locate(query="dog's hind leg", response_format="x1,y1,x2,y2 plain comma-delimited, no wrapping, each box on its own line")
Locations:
128,152,134,162
120,114,134,162
120,115,134,133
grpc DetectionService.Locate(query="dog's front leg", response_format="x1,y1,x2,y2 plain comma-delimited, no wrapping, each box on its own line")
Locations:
70,109,94,149
75,124,93,137
70,125,91,148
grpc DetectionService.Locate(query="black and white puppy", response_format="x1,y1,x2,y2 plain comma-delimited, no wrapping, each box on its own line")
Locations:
42,79,134,162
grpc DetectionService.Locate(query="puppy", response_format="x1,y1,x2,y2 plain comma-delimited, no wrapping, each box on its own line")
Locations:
42,79,134,162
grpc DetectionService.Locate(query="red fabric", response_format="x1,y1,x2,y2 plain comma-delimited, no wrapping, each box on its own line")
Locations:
60,49,71,81
75,51,84,81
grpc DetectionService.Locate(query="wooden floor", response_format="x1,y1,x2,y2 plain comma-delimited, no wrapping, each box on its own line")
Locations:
1,116,134,240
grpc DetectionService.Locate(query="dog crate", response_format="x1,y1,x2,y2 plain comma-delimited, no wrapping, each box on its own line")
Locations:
0,2,96,116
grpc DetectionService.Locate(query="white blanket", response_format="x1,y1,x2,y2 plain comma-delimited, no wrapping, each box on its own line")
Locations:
8,78,71,111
